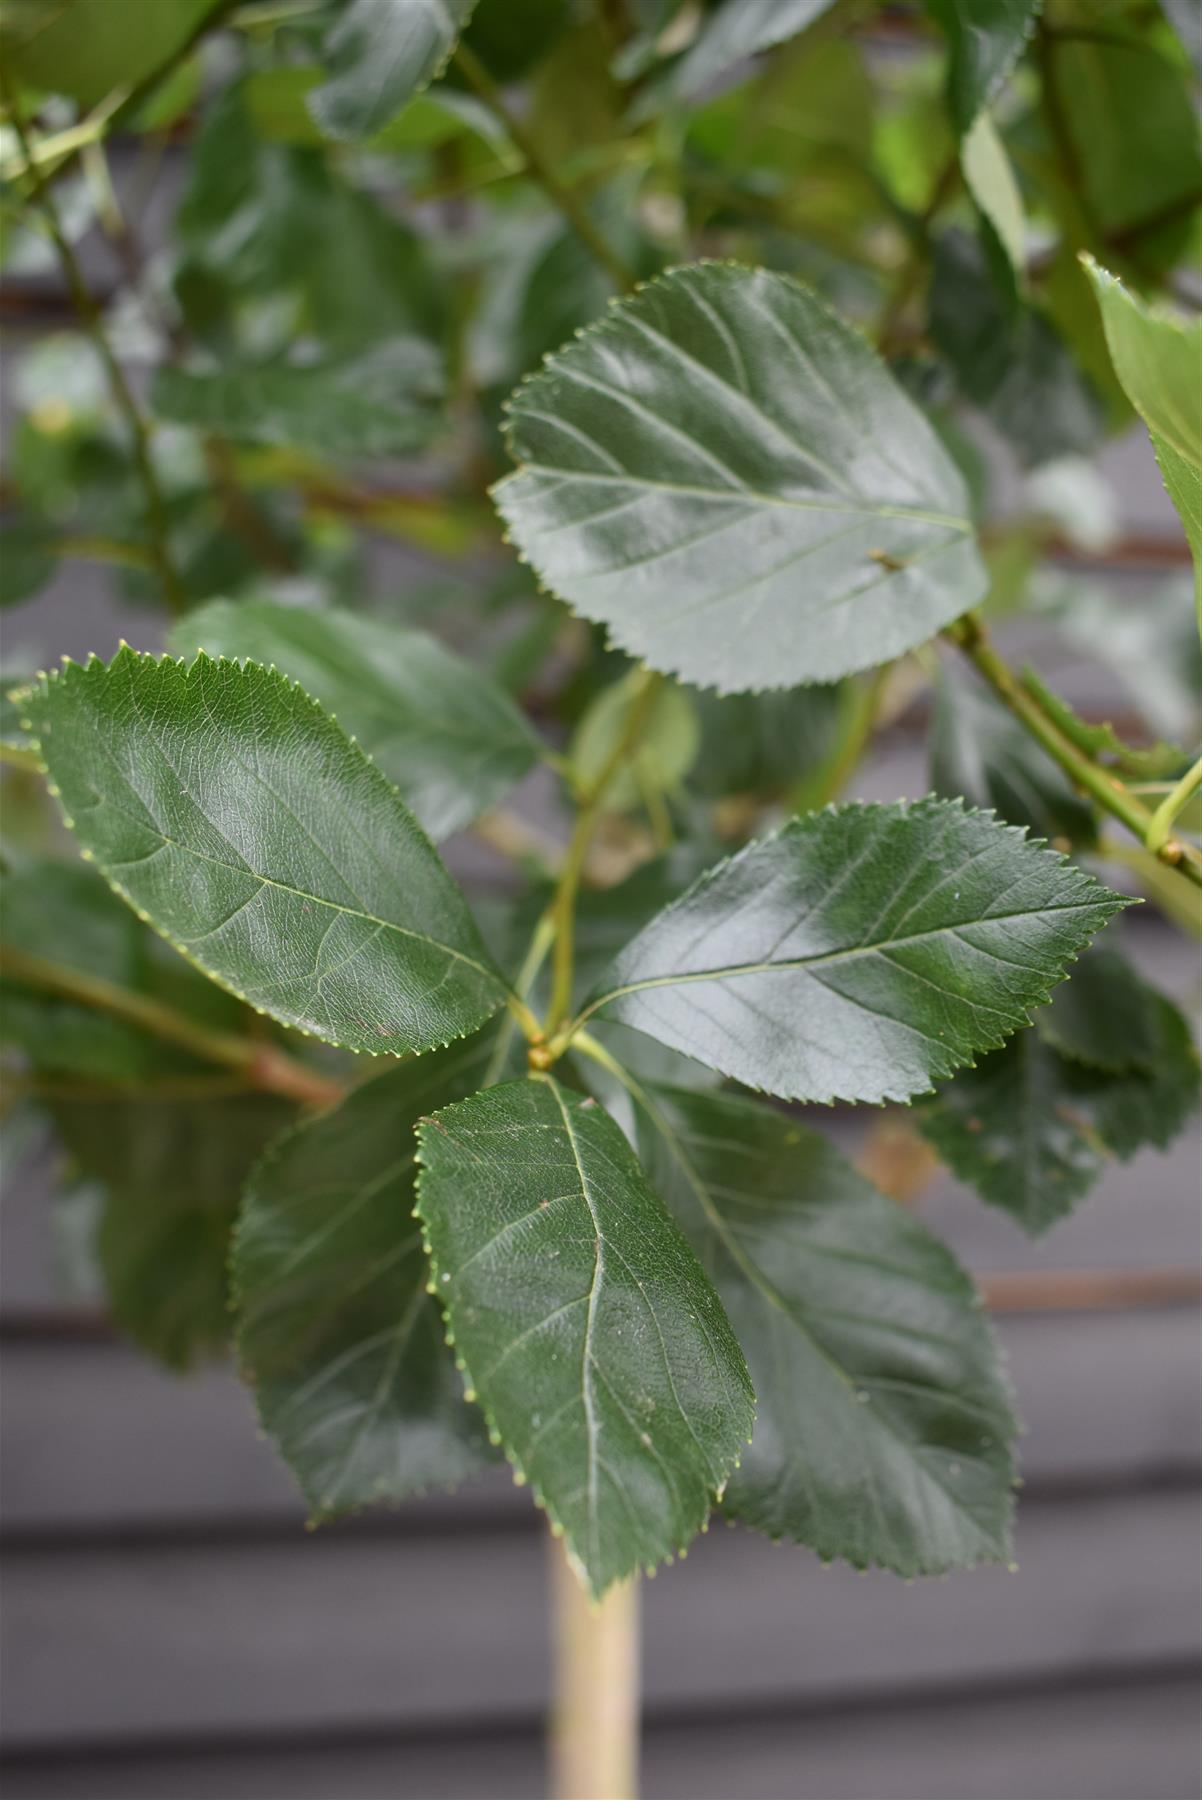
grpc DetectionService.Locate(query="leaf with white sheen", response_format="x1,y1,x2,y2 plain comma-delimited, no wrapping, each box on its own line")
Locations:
171,602,541,841
925,0,1042,134
1085,258,1202,624
415,1076,754,1594
235,1039,497,1519
29,650,507,1056
309,0,478,141
667,0,837,101
495,263,986,693
636,1084,1017,1572
580,798,1126,1105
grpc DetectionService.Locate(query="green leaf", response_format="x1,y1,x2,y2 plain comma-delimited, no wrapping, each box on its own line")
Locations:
666,0,838,102
1084,258,1202,624
235,1040,498,1519
494,262,986,693
170,602,541,842
917,1031,1105,1235
414,1076,754,1594
1035,944,1167,1074
690,683,847,800
930,669,1096,845
634,1083,1017,1572
1065,987,1200,1160
28,650,508,1057
579,798,1126,1105
152,345,443,459
309,0,478,141
51,1092,292,1368
0,0,219,109
570,672,700,814
0,520,56,608
0,676,36,757
961,111,1025,273
925,0,1041,134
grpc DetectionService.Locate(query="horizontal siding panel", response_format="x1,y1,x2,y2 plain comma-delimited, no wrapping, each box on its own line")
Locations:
3,1490,1199,1752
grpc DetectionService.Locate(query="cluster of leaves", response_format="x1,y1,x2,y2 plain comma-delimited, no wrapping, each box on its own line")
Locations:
1,0,1200,1599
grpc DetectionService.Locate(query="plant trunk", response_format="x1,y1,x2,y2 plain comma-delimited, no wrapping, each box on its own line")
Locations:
549,1534,641,1800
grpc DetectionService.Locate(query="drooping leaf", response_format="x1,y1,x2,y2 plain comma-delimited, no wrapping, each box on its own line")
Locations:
579,798,1126,1105
170,602,541,841
634,1083,1017,1571
495,262,986,693
924,0,1042,134
235,1039,499,1519
152,344,443,459
1084,259,1202,623
50,1092,292,1368
28,650,508,1057
930,669,1096,845
308,0,478,141
0,0,219,109
415,1076,754,1594
570,671,700,813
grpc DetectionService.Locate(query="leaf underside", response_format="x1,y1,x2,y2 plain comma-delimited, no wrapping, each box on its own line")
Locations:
415,1075,754,1595
29,650,507,1056
584,797,1126,1105
495,262,986,693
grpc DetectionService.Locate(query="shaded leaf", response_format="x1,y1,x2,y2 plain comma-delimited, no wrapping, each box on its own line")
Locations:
235,1040,498,1519
0,520,57,608
1084,258,1202,622
29,650,507,1057
666,0,838,102
171,601,541,841
925,0,1041,134
930,668,1096,845
580,798,1125,1105
495,262,985,693
636,1083,1017,1571
1036,944,1168,1073
309,0,478,141
570,672,699,813
415,1075,753,1594
1,0,219,108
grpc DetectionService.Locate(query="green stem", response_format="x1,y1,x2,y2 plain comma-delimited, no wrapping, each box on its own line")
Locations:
484,912,557,1087
0,944,344,1107
944,612,1202,888
1146,755,1202,853
544,672,663,1039
2,78,186,615
452,42,637,292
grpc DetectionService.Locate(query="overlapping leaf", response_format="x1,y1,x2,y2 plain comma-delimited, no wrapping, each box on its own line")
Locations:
235,1040,498,1518
495,263,986,692
171,602,541,840
636,1083,1017,1572
28,650,508,1056
309,0,478,141
925,0,1042,134
579,798,1125,1105
415,1076,754,1594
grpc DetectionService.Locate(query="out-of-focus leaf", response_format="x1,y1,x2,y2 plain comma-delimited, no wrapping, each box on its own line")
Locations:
51,1092,293,1368
665,0,838,103
153,343,443,458
415,1076,754,1595
1032,569,1201,743
925,0,1041,133
689,683,847,799
496,263,986,692
961,111,1025,273
29,651,508,1058
570,672,699,814
1084,259,1202,624
930,668,1096,844
0,520,57,607
236,1039,498,1519
1036,944,1165,1073
171,600,541,841
1020,670,1186,781
582,798,1126,1105
308,0,478,141
0,0,220,108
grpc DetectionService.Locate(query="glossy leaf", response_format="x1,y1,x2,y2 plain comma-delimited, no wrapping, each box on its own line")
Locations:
309,0,478,141
636,1083,1017,1571
171,602,541,841
415,1076,754,1594
580,798,1125,1105
925,0,1042,134
51,1092,292,1368
495,262,986,693
1085,259,1202,621
152,345,443,459
28,650,507,1056
930,669,1096,845
236,1040,498,1519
